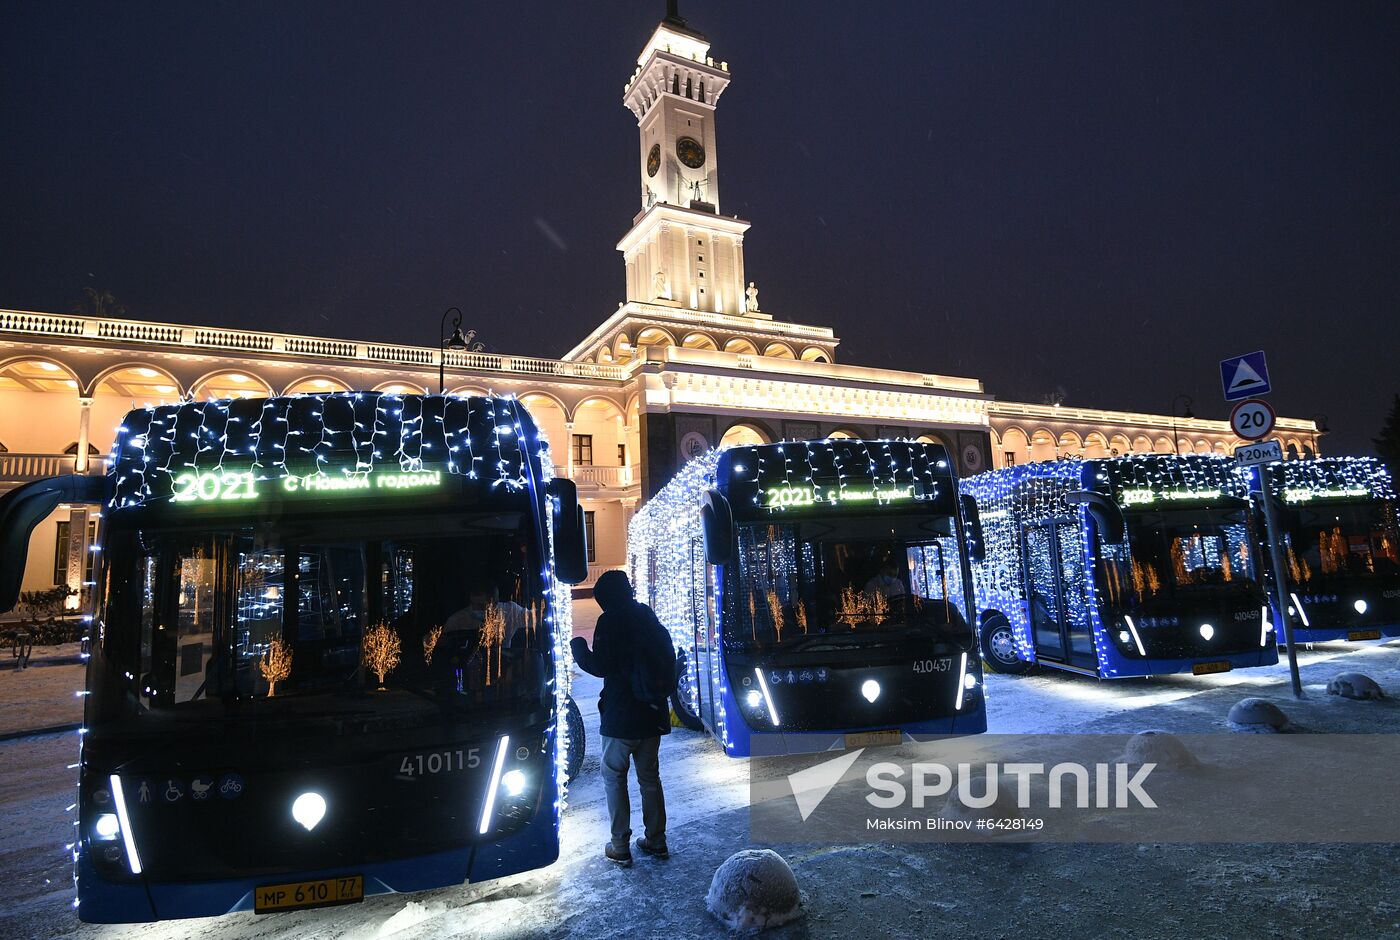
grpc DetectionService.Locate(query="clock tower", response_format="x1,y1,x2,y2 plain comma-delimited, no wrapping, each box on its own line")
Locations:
619,3,755,317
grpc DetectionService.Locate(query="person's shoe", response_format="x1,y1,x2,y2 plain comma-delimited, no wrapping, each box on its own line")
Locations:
605,843,633,867
635,836,669,859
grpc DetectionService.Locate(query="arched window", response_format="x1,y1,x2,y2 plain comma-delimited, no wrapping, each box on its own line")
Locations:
720,423,770,447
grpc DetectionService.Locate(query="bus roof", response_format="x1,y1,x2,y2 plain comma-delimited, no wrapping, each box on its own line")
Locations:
962,454,1251,509
1259,455,1395,503
107,393,548,509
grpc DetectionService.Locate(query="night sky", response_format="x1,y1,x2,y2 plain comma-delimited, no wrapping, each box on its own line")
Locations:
3,1,1397,453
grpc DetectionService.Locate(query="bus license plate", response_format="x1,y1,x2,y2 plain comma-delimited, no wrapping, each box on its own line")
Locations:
1192,661,1231,676
255,875,363,914
1348,630,1381,641
845,730,901,749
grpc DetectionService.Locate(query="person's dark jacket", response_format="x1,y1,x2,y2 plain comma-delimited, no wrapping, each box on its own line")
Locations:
573,600,673,739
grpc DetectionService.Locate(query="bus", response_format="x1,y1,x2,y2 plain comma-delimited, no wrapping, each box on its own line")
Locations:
1247,456,1400,643
0,393,588,923
962,454,1278,679
628,439,986,758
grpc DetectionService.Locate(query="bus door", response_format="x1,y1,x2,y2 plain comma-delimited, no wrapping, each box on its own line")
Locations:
687,537,718,730
1022,520,1095,669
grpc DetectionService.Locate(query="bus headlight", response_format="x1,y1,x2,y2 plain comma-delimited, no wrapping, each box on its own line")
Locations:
1354,599,1368,615
291,792,327,831
501,769,527,797
745,689,763,709
93,813,120,841
1199,623,1214,641
861,679,881,703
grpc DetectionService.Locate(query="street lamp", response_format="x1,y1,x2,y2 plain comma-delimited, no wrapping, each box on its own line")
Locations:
439,307,469,394
1308,413,1329,457
1170,395,1194,454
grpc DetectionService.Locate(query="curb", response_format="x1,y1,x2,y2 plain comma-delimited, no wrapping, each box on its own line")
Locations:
1,656,84,672
0,722,81,743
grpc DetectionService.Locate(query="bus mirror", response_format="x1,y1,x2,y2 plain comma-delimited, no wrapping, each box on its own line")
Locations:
1066,491,1125,545
959,494,985,563
547,479,588,584
701,490,734,565
0,474,110,613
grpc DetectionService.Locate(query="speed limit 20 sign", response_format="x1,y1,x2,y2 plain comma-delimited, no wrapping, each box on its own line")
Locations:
1230,398,1276,441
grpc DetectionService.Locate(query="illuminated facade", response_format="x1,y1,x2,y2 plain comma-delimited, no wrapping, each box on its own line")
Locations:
0,8,1318,605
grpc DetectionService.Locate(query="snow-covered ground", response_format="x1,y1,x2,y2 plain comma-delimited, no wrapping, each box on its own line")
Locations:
3,610,1400,939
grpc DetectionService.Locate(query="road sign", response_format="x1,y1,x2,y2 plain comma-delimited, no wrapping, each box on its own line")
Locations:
1235,439,1282,466
1230,398,1276,441
1220,350,1271,401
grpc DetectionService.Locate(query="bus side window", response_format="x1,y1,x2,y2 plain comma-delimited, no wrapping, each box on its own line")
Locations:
172,540,218,703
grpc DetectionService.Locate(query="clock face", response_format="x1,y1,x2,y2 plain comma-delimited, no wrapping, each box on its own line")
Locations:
676,136,705,169
646,144,660,177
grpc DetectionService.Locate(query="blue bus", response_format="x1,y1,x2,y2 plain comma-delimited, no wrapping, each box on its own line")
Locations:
1247,456,1400,643
962,455,1278,678
628,439,986,758
0,393,587,923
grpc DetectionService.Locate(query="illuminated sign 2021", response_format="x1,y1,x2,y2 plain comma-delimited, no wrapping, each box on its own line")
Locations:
763,484,916,509
170,470,443,502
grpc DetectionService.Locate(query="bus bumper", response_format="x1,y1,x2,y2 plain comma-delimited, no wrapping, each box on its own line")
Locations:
1103,646,1280,679
1284,622,1400,644
737,711,988,758
76,792,560,923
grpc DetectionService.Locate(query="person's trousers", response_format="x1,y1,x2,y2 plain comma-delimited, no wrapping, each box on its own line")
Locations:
600,734,666,850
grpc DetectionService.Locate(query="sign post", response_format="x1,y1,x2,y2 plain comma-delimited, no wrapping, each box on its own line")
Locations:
1237,440,1302,698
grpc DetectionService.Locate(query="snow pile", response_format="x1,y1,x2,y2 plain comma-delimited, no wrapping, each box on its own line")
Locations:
706,848,803,934
1326,672,1386,701
1122,731,1198,770
1227,697,1293,733
938,775,1023,823
376,899,446,936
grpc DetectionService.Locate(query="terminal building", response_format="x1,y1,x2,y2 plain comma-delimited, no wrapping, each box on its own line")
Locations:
0,8,1318,606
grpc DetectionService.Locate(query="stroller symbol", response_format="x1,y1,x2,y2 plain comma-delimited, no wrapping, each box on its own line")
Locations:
191,777,213,800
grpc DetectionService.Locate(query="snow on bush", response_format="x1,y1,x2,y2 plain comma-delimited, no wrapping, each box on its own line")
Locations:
1122,730,1198,770
1227,697,1292,733
706,848,803,934
1327,672,1386,701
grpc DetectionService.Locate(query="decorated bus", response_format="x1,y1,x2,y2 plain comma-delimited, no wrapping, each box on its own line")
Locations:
628,439,986,758
1247,456,1400,643
0,393,587,923
962,454,1278,678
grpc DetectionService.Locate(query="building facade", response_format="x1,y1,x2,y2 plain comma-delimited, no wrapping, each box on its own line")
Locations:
0,9,1318,608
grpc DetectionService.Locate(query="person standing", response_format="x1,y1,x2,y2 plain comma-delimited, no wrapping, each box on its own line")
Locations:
571,570,674,867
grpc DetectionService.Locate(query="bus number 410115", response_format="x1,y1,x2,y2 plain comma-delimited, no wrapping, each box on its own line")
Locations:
398,748,481,778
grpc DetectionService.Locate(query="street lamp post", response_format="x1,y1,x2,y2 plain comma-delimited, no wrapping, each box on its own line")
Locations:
439,307,469,394
1170,395,1194,453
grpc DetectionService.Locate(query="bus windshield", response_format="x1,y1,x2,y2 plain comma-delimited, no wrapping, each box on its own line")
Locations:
727,518,974,652
91,509,551,734
1098,505,1259,607
1281,500,1400,585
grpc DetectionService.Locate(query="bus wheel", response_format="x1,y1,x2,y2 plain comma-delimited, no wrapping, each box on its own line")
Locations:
670,650,705,731
563,695,586,782
980,615,1033,675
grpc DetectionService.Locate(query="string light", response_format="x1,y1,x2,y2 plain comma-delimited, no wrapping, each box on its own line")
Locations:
79,392,576,910
962,454,1265,678
629,439,961,755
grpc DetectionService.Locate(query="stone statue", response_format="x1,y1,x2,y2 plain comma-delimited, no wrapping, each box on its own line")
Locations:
653,270,668,300
745,281,760,312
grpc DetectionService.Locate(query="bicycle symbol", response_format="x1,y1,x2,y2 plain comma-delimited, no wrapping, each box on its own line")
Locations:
218,773,245,799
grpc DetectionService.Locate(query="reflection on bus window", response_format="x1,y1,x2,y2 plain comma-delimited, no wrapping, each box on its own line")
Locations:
94,514,550,733
1098,507,1257,606
730,524,973,650
1283,503,1400,583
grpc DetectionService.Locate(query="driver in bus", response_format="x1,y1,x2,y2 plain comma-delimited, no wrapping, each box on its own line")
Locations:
442,581,528,651
864,557,908,601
